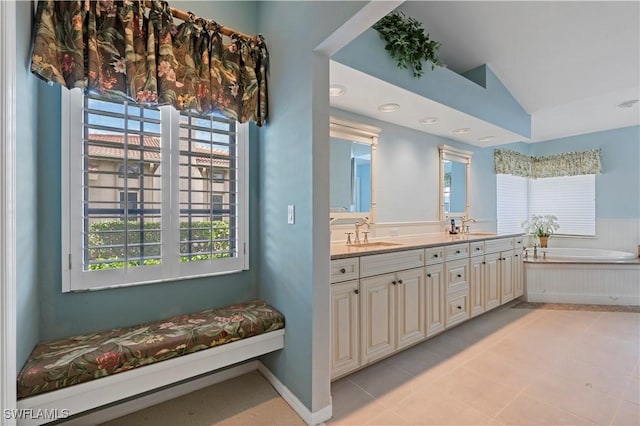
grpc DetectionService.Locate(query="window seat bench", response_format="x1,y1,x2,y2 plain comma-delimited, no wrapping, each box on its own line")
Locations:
16,300,285,422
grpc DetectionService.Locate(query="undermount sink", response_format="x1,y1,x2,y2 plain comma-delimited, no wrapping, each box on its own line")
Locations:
467,232,496,236
349,241,402,248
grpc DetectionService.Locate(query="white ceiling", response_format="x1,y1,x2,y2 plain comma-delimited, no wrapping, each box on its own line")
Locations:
330,1,640,146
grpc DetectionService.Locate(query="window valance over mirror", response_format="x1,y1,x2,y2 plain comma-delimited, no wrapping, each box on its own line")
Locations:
494,148,602,178
30,0,268,126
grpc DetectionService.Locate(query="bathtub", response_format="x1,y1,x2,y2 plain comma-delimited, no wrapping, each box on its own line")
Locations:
523,247,640,306
524,247,637,262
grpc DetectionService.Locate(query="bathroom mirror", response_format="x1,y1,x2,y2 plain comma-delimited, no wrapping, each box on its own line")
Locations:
330,117,380,222
439,144,472,221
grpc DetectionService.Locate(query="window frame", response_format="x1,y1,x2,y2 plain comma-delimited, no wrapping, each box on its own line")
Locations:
62,88,249,292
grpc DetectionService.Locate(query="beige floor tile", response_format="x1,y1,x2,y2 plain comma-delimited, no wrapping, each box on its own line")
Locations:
366,409,412,425
330,377,383,423
565,333,640,378
524,371,620,425
391,388,492,425
548,356,634,399
462,349,538,392
420,332,484,363
343,359,418,408
622,376,640,405
101,371,304,426
496,393,597,425
589,312,640,344
611,400,640,426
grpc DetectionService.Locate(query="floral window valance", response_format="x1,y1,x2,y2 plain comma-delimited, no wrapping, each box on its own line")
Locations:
30,0,268,126
494,148,602,179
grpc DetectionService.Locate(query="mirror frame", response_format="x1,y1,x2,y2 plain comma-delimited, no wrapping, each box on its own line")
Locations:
439,144,473,221
330,116,380,223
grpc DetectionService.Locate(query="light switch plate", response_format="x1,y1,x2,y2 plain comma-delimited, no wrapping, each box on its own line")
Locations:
287,205,295,224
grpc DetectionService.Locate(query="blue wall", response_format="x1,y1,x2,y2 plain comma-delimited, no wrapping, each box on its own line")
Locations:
34,2,261,341
257,1,366,412
16,0,40,371
332,28,531,138
530,126,640,219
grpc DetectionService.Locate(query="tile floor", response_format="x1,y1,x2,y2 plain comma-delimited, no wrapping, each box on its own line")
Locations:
329,305,640,425
103,304,639,425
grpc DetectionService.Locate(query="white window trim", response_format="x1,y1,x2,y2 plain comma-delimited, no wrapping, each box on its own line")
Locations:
62,89,248,292
1,0,17,419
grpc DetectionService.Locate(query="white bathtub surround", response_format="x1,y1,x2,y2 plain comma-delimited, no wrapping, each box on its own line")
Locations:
524,247,637,262
525,261,640,306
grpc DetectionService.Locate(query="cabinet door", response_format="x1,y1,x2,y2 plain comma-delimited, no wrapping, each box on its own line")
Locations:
445,290,470,328
425,263,445,337
330,280,360,379
500,251,514,304
485,252,500,311
445,258,469,294
360,274,396,363
396,268,425,349
470,256,485,317
513,250,524,298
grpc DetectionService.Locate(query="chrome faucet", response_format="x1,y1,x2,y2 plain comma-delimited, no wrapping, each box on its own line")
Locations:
460,217,476,234
354,217,370,244
533,243,538,259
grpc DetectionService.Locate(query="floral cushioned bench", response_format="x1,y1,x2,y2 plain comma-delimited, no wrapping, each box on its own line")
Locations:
17,300,285,400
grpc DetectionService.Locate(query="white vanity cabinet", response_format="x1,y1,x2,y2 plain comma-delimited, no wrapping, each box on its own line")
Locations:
469,242,486,318
330,257,361,379
359,250,425,363
444,244,471,328
330,279,360,379
425,261,445,337
329,234,524,380
513,238,524,298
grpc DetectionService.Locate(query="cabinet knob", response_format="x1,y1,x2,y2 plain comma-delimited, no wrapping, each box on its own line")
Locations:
457,274,462,278
427,273,431,278
340,268,346,274
456,250,461,254
457,306,462,310
482,261,486,265
398,279,403,284
392,280,397,285
354,289,359,295
434,254,438,258
476,247,481,251
515,254,519,258
517,241,521,244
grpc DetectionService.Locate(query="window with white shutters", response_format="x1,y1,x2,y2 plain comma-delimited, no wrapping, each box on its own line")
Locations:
62,89,248,291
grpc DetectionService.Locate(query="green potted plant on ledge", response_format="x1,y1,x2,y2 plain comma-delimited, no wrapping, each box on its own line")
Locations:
521,214,559,248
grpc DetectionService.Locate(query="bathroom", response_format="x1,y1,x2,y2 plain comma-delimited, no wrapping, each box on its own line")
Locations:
2,1,639,425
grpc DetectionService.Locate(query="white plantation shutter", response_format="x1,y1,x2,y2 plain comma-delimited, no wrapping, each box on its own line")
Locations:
529,175,596,236
496,174,528,234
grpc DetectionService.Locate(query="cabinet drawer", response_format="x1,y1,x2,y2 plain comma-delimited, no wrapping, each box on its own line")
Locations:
470,241,485,257
445,258,469,294
513,236,524,250
331,258,359,283
485,238,513,254
360,249,424,278
425,247,445,265
445,290,470,328
445,243,469,261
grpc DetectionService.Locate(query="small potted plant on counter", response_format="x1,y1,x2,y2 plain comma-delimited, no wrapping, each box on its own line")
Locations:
521,214,559,248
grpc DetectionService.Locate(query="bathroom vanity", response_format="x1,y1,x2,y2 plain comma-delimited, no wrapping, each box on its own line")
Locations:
329,233,524,380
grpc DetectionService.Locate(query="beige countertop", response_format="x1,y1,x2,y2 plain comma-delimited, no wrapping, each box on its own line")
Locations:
331,232,524,260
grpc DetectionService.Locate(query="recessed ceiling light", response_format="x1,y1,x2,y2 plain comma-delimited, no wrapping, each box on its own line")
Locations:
617,99,639,108
452,128,470,135
478,136,495,142
329,85,346,97
378,103,400,113
419,117,439,125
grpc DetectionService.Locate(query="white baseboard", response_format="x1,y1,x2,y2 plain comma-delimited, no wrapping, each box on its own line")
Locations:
61,361,260,425
257,363,332,426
